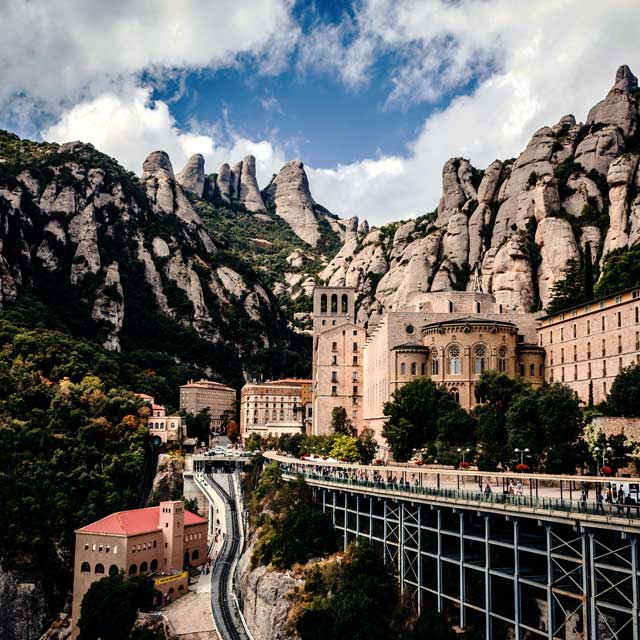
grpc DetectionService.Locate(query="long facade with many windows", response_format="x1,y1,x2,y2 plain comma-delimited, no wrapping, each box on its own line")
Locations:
538,287,640,404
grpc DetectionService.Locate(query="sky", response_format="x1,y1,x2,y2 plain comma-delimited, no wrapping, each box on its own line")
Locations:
1,0,640,226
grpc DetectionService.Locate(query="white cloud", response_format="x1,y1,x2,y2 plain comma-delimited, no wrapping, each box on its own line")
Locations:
43,86,288,184
303,0,640,225
0,0,297,120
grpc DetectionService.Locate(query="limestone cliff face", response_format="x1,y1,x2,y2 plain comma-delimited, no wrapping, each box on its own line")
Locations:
0,132,285,358
0,568,49,640
321,65,640,322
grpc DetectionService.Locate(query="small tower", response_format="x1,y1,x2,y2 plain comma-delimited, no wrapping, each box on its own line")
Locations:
312,286,356,335
159,501,185,572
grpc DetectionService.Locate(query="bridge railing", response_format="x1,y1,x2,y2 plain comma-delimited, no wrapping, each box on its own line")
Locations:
264,452,640,523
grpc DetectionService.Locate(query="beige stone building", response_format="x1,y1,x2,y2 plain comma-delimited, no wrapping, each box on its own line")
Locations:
240,378,312,439
538,286,640,404
179,380,236,431
312,287,365,435
71,501,207,638
362,290,543,447
137,393,185,444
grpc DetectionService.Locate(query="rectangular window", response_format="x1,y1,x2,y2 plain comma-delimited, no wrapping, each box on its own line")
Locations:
574,364,578,380
560,327,564,340
331,355,337,365
331,386,337,396
603,360,607,376
602,339,606,357
331,371,337,382
550,369,554,383
618,335,622,354
573,345,577,362
573,324,576,338
619,357,623,373
636,332,639,350
353,355,358,365
618,312,622,328
587,320,591,335
352,371,358,381
353,330,358,336
561,367,565,382
587,342,591,359
331,341,337,351
520,364,525,377
550,331,553,344
602,316,606,331
636,307,639,323
561,348,564,364
353,385,359,396
353,342,358,352
616,295,622,304
588,363,592,379
550,351,554,366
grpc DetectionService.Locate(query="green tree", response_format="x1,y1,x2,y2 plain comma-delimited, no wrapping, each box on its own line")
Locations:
546,258,587,313
78,574,154,640
596,243,640,298
474,371,527,469
409,611,456,640
330,406,355,436
329,434,362,462
181,496,200,516
383,378,472,461
606,364,640,417
185,408,210,445
357,428,378,464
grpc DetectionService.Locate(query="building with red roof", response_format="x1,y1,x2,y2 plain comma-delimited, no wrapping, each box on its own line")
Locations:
71,501,208,638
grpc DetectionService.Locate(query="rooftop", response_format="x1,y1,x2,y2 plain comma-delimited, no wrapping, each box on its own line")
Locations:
180,379,235,391
422,316,517,330
77,505,206,536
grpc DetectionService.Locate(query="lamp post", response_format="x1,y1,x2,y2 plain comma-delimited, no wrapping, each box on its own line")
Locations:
514,447,530,466
457,447,471,464
594,445,613,474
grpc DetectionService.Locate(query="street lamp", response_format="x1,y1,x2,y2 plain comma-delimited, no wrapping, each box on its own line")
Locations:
594,445,613,473
514,447,530,466
457,447,471,464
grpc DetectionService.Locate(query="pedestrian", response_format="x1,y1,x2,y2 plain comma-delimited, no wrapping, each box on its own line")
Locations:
516,481,523,497
484,483,492,499
508,480,515,496
595,488,605,514
580,489,587,512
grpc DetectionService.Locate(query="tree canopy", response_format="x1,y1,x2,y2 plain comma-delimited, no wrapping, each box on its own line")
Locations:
606,364,640,417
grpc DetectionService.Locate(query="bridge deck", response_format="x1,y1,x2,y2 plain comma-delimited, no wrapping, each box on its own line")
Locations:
265,452,640,531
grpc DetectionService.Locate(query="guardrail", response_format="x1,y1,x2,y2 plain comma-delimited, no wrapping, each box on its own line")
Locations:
265,452,640,527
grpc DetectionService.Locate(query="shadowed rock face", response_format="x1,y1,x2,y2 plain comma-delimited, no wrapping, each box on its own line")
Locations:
319,64,640,322
263,160,320,246
176,153,206,197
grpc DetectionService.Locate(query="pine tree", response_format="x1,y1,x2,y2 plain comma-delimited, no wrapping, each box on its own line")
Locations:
584,242,594,300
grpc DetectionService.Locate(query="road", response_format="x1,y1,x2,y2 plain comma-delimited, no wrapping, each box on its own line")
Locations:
203,473,249,640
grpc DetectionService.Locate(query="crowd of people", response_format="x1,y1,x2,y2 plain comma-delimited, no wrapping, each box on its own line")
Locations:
278,459,640,519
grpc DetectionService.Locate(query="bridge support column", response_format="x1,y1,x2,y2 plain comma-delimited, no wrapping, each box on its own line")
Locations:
437,508,442,612
545,525,552,639
513,519,521,640
632,536,639,640
483,514,491,640
459,512,465,629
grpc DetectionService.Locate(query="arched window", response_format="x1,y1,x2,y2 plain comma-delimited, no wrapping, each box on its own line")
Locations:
95,563,105,574
140,561,148,574
451,388,460,403
341,294,348,314
192,549,200,561
81,562,91,573
431,348,439,375
473,344,487,374
320,294,327,313
331,294,338,313
448,345,461,375
497,347,507,373
168,588,175,595
129,564,137,576
272,409,277,421
410,362,417,376
475,301,481,313
279,409,284,420
400,362,406,376
178,584,185,591
109,564,119,576
253,410,258,424
447,300,454,312
421,362,426,376
150,559,158,572
529,363,535,377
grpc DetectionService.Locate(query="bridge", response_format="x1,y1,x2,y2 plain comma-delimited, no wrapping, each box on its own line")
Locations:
265,452,640,640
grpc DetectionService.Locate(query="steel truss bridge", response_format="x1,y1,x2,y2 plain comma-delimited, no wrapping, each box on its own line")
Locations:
265,453,640,640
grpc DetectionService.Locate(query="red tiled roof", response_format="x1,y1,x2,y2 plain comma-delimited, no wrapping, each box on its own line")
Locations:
264,378,312,385
77,507,206,536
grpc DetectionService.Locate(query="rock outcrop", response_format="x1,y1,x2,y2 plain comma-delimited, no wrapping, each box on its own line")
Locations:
0,568,49,640
319,65,640,322
263,160,320,246
176,153,206,197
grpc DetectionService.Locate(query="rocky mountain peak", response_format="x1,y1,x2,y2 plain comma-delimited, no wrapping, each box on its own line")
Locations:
176,153,205,197
141,150,174,180
262,159,321,246
614,64,638,92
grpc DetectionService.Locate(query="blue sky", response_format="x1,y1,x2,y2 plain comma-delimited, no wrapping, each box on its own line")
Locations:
2,1,640,224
